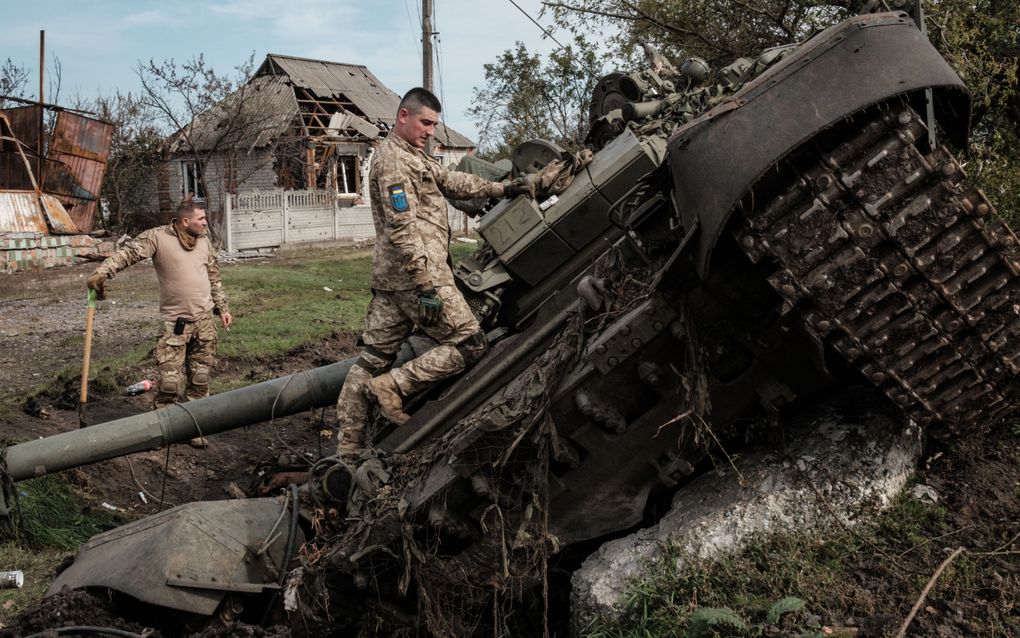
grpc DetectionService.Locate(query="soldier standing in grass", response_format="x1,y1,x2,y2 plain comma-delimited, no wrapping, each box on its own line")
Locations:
87,195,233,448
335,87,532,455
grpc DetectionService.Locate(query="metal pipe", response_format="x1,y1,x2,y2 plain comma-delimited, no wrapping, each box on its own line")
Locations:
5,359,358,482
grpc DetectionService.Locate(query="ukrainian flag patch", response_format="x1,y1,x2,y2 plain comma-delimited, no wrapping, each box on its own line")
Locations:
388,184,409,212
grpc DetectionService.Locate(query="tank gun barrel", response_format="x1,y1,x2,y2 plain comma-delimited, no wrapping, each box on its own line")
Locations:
4,359,357,482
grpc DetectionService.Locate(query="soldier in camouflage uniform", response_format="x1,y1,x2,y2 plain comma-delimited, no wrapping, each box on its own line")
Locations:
88,197,233,447
336,87,533,455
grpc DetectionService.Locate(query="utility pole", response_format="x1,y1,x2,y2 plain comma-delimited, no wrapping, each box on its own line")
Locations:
422,0,434,155
422,0,434,93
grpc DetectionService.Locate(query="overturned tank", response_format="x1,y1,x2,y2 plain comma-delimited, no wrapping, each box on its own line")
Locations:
4,8,1019,637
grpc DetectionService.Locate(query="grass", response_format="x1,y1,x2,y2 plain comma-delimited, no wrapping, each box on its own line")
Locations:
583,491,952,637
0,474,128,621
217,249,373,359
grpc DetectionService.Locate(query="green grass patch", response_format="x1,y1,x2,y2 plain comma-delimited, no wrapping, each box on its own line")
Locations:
0,474,128,621
583,491,950,637
12,474,127,550
217,250,373,360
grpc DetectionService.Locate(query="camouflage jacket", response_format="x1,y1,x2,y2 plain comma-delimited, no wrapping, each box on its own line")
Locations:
95,224,229,322
369,133,503,291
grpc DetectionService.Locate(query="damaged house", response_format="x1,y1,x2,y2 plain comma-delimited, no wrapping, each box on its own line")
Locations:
158,54,475,250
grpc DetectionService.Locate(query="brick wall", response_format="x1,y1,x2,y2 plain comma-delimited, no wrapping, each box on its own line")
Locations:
1,233,116,272
165,150,277,235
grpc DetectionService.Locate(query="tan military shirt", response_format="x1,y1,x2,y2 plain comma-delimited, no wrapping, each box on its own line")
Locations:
95,224,229,322
369,133,503,291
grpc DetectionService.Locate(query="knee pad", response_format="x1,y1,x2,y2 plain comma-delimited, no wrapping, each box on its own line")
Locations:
456,330,489,366
159,373,181,396
191,367,210,388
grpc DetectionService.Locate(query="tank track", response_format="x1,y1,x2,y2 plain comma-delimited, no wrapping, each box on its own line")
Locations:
734,105,1020,430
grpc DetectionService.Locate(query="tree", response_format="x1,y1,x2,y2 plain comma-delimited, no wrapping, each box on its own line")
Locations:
0,58,30,108
542,0,850,70
925,0,1019,222
135,52,265,236
81,92,165,232
468,36,603,158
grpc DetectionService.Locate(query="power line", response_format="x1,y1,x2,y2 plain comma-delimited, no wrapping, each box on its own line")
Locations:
504,0,600,80
435,38,453,147
402,0,422,62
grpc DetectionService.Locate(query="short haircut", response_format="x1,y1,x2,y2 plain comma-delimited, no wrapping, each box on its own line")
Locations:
175,193,205,220
399,87,442,115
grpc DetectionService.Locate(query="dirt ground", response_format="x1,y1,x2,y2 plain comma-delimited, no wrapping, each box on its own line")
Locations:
1,260,1019,637
0,257,356,529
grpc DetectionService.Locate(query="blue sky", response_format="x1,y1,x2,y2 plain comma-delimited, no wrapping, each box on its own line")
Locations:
1,0,574,143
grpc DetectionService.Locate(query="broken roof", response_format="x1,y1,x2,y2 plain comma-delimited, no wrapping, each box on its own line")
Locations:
256,54,475,148
176,54,475,154
170,74,299,154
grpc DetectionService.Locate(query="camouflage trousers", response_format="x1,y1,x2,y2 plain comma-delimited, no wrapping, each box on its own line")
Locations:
153,315,218,409
336,286,486,451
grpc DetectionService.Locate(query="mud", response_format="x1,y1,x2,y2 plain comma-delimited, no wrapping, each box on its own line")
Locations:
0,589,153,637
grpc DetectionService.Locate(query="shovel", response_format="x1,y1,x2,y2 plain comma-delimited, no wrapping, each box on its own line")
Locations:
78,288,97,428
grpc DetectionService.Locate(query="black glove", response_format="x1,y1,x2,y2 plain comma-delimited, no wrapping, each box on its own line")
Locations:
504,176,535,199
417,287,444,327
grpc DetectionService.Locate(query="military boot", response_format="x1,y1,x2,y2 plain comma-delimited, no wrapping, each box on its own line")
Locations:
337,429,365,457
366,373,411,424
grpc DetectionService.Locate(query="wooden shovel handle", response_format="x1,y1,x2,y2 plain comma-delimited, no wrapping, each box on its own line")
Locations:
80,289,97,404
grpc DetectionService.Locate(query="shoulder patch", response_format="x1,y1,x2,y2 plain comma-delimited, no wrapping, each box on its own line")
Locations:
388,184,409,213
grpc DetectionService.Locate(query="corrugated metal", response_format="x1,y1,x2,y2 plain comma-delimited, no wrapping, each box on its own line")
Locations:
0,192,78,234
260,55,400,123
327,111,380,140
259,54,475,148
45,112,115,232
173,75,298,154
0,106,42,191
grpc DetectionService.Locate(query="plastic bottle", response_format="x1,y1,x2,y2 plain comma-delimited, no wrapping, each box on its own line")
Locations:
125,380,154,396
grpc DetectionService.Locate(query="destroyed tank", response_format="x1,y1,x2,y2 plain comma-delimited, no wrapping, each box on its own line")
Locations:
4,8,1019,637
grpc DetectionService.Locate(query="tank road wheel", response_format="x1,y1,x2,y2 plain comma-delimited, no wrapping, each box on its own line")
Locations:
734,104,1020,432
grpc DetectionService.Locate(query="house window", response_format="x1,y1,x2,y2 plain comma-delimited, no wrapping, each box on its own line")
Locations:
180,160,206,200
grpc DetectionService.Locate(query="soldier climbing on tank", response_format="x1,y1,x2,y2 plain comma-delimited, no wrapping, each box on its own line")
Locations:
335,87,534,456
87,195,233,448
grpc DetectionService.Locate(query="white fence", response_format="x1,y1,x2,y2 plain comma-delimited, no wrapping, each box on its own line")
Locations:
224,189,371,252
224,188,470,252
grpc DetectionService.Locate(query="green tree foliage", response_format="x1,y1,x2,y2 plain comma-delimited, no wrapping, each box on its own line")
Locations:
926,0,1019,221
543,1,851,69
468,36,602,157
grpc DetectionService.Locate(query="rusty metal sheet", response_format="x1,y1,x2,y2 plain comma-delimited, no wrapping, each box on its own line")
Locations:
39,192,79,233
46,111,114,232
0,191,77,234
0,106,41,191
